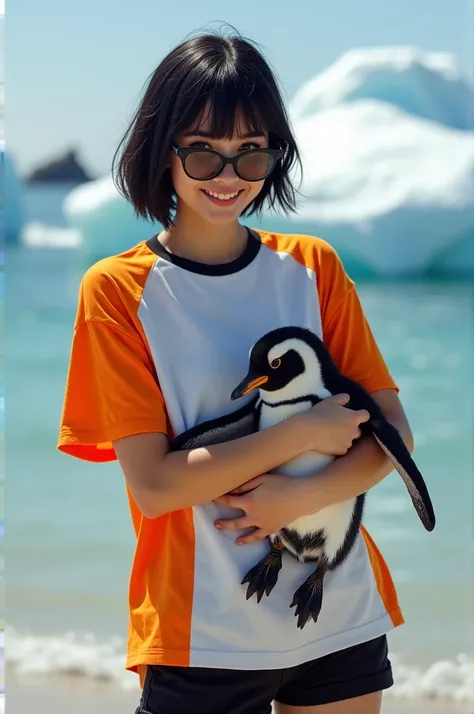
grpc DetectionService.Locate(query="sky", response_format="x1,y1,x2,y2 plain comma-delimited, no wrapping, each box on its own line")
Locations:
7,0,472,177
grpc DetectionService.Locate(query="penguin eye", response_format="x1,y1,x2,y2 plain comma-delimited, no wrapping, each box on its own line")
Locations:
270,358,281,369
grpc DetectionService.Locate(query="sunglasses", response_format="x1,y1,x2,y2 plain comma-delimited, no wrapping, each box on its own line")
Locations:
171,144,284,182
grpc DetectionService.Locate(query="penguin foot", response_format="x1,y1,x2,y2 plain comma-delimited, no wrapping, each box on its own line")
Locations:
241,541,284,603
290,558,328,629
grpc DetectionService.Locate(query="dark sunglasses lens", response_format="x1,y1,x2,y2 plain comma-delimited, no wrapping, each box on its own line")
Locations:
237,151,275,180
184,151,222,179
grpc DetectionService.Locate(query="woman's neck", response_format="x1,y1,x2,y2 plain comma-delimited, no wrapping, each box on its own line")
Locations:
158,206,249,265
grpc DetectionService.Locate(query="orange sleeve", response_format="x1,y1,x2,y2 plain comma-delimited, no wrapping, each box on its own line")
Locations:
316,243,399,394
58,260,168,463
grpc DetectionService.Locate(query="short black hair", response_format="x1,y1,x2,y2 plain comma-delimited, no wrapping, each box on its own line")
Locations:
112,30,302,229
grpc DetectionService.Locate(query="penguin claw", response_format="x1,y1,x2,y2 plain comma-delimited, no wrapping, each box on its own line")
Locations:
241,553,283,603
290,587,322,629
290,564,327,629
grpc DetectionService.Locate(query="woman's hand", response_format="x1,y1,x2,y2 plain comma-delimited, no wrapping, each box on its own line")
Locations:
298,393,370,455
214,473,310,545
212,394,370,544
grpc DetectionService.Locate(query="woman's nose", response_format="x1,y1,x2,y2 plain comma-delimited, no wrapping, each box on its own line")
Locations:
214,161,240,182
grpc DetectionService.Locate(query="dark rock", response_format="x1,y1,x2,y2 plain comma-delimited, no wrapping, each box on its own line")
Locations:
27,149,94,183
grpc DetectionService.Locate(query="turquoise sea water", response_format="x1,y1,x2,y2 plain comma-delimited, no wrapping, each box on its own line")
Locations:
5,184,474,699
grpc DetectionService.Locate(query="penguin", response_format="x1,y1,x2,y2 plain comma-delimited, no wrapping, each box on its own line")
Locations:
230,325,435,628
170,325,436,629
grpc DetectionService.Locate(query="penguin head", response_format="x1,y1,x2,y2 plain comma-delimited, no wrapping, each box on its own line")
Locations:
231,326,334,403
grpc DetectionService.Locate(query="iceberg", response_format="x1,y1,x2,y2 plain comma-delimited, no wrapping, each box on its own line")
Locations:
63,174,160,261
290,46,473,131
63,45,473,276
290,99,474,275
288,46,474,276
1,144,25,243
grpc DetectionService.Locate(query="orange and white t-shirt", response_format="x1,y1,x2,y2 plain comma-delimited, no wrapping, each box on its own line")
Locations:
58,228,404,678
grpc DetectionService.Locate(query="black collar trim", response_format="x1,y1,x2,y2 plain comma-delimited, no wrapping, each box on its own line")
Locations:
145,227,261,276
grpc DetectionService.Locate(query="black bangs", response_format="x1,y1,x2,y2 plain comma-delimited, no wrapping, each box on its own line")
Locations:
113,31,302,228
169,71,269,142
174,94,267,142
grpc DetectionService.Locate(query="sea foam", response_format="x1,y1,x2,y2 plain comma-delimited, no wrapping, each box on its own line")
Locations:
7,627,474,701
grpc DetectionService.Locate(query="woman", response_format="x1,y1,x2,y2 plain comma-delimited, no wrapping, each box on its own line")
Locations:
58,30,412,714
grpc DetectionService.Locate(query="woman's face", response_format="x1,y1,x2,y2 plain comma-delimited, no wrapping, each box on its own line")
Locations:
170,108,269,227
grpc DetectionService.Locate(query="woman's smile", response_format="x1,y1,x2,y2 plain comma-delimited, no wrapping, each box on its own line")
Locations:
200,188,245,206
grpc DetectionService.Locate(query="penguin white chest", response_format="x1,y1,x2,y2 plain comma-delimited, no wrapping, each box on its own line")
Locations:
258,393,357,563
258,396,333,478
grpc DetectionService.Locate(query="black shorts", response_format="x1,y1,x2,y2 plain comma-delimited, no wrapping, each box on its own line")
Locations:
135,635,393,714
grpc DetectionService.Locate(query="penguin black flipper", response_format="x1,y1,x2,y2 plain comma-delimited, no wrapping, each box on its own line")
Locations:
169,395,259,451
334,377,436,532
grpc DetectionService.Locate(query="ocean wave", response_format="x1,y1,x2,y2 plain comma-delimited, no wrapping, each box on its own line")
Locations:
8,627,138,689
7,628,474,701
388,652,474,702
21,222,81,248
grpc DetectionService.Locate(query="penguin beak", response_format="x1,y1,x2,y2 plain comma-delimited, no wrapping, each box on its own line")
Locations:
231,372,269,400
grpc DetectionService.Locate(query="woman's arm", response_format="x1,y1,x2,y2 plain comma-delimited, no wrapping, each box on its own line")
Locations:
113,417,309,519
214,390,414,543
113,394,368,519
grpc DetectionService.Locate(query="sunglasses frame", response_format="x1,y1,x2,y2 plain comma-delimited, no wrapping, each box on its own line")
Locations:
170,144,284,182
